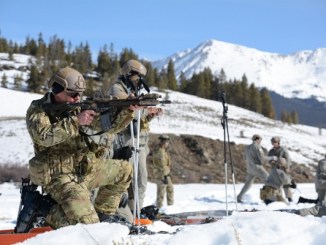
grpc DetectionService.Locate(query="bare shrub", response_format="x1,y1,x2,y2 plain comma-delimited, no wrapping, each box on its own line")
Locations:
0,164,29,183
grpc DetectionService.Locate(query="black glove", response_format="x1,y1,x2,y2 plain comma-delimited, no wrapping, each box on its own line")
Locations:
162,175,168,185
140,205,159,220
119,192,129,208
113,146,133,160
290,180,297,189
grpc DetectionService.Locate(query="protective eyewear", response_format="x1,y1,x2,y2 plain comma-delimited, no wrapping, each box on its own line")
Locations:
66,90,82,98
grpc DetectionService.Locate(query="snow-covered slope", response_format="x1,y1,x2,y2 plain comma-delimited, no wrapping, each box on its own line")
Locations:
0,87,324,166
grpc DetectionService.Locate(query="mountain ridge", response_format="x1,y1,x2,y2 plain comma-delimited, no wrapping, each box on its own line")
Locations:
152,39,326,102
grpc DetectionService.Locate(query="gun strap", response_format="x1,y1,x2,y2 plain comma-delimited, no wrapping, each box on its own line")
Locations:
79,129,107,137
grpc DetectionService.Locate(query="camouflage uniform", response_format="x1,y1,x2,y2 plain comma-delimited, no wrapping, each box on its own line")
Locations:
237,136,269,202
153,142,173,208
260,162,292,204
26,92,133,228
268,144,293,200
298,157,326,216
109,79,153,210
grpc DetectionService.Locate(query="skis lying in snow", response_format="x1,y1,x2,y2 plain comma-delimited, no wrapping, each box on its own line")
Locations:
158,209,232,225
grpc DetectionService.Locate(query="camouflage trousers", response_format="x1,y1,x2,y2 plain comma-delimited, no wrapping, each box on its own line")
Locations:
44,158,132,228
298,204,326,217
156,176,174,209
260,185,285,203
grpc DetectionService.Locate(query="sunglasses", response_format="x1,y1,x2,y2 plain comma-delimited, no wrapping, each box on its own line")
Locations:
66,91,82,98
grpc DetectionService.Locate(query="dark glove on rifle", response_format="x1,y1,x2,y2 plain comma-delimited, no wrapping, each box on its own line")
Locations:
162,175,168,185
119,192,129,208
113,146,133,160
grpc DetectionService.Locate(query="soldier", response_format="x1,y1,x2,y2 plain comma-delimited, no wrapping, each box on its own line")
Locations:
237,134,274,203
297,154,326,216
260,157,296,204
268,136,293,202
108,59,162,213
152,135,174,209
26,67,135,229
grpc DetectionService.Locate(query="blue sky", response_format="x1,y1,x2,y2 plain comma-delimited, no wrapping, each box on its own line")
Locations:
0,0,325,61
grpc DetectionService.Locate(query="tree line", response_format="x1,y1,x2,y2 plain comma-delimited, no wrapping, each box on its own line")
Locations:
0,32,298,124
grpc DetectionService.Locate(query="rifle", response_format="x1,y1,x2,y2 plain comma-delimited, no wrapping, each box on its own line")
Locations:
43,91,171,132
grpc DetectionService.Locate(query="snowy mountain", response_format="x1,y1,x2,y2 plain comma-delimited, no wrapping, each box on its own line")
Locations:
152,39,326,102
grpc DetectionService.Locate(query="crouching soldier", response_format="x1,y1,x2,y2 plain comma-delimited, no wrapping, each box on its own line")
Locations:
260,158,296,205
26,67,135,229
297,154,326,216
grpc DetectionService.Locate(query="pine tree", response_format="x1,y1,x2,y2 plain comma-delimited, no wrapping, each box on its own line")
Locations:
179,72,188,92
281,110,288,123
290,110,299,124
260,87,275,119
248,83,262,113
167,59,178,91
1,73,8,88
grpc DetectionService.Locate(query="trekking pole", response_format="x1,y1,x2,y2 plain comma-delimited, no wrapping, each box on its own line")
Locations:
219,92,238,214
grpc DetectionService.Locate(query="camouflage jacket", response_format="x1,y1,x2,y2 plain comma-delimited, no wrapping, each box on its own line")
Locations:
265,168,291,189
25,92,134,185
268,146,291,168
315,158,326,192
152,147,171,179
108,79,153,147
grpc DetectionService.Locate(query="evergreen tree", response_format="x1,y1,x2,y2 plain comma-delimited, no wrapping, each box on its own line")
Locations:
157,69,168,90
248,83,262,113
260,87,275,119
166,59,178,91
179,72,188,92
290,110,299,124
13,74,23,90
240,74,250,107
36,33,47,58
1,73,8,88
119,48,138,66
281,110,288,123
27,64,41,92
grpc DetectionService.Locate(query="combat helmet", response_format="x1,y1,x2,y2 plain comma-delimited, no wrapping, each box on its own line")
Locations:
271,136,280,143
48,67,86,93
252,134,262,141
159,134,170,141
121,59,147,81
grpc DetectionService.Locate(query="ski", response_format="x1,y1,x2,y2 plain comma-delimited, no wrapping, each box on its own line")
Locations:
157,209,231,226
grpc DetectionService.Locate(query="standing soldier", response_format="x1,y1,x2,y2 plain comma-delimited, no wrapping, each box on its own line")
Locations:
237,134,274,203
153,135,174,209
108,59,162,213
26,67,134,228
268,136,293,202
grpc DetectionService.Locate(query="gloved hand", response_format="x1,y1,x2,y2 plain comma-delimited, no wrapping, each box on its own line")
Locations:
290,180,297,189
272,156,278,161
113,146,133,160
162,175,168,185
119,192,129,208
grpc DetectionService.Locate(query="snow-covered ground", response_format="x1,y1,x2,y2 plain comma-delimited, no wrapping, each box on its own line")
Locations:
0,87,326,244
0,182,324,245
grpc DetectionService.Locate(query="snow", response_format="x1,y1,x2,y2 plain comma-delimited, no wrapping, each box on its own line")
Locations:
1,182,325,245
152,39,326,102
0,87,326,244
